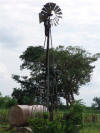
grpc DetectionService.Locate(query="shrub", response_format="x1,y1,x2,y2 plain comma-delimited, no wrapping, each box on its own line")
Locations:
29,118,65,133
63,101,83,133
28,101,83,133
4,97,17,108
0,93,17,109
0,109,8,123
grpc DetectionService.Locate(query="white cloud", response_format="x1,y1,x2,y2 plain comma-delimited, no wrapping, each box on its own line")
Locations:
0,62,9,78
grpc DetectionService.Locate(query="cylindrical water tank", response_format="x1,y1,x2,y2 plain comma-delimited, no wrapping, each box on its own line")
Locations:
8,105,47,126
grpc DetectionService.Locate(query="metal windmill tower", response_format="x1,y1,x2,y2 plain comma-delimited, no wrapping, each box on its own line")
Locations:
39,2,62,107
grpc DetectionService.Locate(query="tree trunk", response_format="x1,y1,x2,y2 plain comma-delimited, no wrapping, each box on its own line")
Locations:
66,94,70,109
66,99,69,109
71,90,74,101
49,110,54,121
48,105,54,121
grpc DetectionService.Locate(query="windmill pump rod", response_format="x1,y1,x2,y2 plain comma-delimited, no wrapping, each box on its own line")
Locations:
45,17,51,107
46,32,50,105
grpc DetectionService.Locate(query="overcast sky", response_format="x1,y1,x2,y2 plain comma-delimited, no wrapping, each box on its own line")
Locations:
0,0,100,106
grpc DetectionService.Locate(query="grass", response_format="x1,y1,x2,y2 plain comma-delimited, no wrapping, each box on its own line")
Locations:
0,109,13,133
0,123,17,133
0,109,8,124
80,128,100,133
80,124,100,133
0,128,17,133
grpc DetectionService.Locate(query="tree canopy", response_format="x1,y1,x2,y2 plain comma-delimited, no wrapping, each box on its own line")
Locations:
92,97,100,109
12,45,99,108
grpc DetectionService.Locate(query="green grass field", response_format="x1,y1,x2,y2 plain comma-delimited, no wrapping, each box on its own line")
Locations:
80,124,100,133
80,128,100,133
0,125,100,133
81,111,100,133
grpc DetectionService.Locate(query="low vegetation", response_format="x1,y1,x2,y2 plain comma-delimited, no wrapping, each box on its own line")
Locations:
0,93,17,109
0,109,8,124
0,101,100,133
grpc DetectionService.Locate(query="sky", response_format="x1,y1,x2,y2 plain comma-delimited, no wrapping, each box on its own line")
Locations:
0,0,100,106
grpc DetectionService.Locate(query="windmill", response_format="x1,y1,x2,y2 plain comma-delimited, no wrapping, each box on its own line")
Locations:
39,2,62,110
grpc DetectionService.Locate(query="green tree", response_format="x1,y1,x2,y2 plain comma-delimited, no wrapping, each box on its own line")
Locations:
12,46,47,105
92,97,100,109
12,45,99,113
0,92,17,108
54,46,99,108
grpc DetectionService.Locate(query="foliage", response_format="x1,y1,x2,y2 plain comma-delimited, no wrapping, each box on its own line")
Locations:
80,125,100,133
92,97,100,109
0,109,8,123
12,45,98,109
28,101,83,133
0,107,100,133
12,87,36,105
29,118,64,133
12,46,60,107
0,124,17,133
0,93,17,109
62,101,83,133
54,46,98,107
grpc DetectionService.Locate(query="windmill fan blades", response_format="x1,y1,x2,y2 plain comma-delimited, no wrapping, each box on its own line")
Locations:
45,2,50,7
55,8,61,13
48,3,52,10
41,11,46,15
56,11,62,15
54,6,61,13
56,15,62,18
44,3,51,12
55,16,59,22
54,5,59,11
40,2,62,25
50,3,56,10
54,21,57,26
42,7,48,13
54,18,59,25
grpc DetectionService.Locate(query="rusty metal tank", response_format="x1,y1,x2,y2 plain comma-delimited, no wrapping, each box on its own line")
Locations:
8,105,47,126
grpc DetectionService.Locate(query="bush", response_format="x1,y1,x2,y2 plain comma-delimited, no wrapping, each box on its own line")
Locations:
62,101,83,133
28,101,83,133
4,97,17,108
29,118,65,133
0,95,17,109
